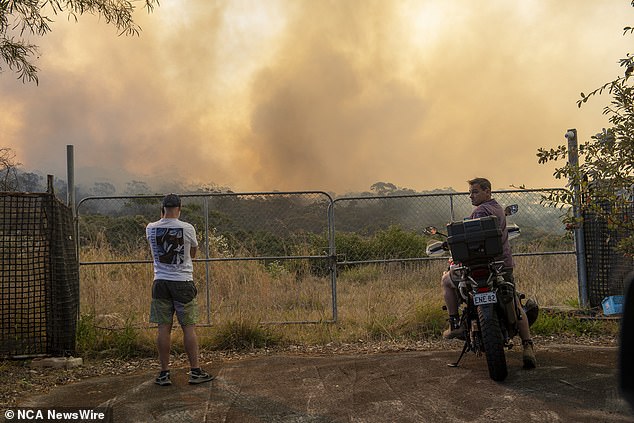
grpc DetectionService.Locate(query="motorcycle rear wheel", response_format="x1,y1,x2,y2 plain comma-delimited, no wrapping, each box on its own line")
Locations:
477,304,508,381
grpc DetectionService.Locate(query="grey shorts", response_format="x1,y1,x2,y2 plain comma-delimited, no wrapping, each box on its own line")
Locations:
149,279,198,326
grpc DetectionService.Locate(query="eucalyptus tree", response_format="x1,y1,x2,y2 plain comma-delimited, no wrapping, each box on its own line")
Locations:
1,0,158,83
537,3,634,255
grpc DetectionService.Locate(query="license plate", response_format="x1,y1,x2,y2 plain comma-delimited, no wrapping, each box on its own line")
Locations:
473,291,497,305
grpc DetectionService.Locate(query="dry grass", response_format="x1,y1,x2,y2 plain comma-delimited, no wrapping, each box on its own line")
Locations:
513,254,578,307
78,247,579,352
79,247,153,325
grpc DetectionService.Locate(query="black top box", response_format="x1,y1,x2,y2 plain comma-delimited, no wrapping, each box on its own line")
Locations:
446,215,503,263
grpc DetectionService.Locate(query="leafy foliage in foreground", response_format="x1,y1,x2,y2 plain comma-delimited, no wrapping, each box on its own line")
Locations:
1,0,159,83
537,3,634,256
531,311,620,338
72,306,621,356
76,314,153,358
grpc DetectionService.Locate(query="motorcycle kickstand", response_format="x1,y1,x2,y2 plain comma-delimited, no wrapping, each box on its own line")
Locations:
447,340,470,368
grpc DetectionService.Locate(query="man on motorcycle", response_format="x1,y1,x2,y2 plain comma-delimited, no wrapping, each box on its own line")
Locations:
441,177,536,369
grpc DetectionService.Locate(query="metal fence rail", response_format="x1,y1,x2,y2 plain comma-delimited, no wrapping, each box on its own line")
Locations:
332,189,574,264
76,188,576,326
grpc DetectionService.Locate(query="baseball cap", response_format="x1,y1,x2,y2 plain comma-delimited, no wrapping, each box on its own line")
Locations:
162,193,181,208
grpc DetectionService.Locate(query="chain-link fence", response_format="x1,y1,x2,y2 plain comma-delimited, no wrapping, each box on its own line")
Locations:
0,186,618,356
332,189,577,309
76,188,579,327
77,192,335,326
332,189,573,263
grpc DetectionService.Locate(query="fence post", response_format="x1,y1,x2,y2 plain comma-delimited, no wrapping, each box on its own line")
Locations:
66,145,80,258
203,196,212,325
66,145,75,212
566,129,589,308
328,199,338,322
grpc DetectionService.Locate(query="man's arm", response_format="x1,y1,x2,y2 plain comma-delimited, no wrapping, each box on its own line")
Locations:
187,224,198,259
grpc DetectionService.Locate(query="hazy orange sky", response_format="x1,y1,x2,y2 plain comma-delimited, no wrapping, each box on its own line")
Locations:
1,0,632,194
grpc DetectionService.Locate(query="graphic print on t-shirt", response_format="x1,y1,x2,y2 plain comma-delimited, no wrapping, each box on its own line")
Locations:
154,227,185,265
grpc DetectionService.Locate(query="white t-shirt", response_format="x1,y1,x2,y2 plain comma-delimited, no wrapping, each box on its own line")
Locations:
146,218,198,281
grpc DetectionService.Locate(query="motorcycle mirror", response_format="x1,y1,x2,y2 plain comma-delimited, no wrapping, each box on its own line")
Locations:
504,204,519,216
507,223,521,240
426,241,447,257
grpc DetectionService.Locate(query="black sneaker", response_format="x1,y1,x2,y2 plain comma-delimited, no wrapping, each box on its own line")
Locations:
188,368,214,385
155,371,172,386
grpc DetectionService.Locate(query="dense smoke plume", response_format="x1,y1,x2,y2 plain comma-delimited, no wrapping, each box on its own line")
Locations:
1,1,630,194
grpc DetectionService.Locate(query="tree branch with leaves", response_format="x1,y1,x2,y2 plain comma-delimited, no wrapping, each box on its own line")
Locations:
537,2,634,256
0,0,158,84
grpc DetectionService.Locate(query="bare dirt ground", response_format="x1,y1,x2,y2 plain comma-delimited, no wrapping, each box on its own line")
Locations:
1,337,633,423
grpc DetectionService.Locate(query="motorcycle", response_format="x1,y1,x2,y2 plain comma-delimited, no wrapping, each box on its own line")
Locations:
425,205,538,382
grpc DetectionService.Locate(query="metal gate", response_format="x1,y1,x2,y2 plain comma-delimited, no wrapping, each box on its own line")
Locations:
77,191,335,325
76,189,576,325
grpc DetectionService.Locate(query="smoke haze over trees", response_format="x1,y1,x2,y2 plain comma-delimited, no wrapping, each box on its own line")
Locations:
3,1,632,194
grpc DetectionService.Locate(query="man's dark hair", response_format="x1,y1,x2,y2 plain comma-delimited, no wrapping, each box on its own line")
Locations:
467,177,492,191
162,193,181,208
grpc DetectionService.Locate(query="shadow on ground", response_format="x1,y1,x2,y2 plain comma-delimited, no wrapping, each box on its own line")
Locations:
7,344,634,423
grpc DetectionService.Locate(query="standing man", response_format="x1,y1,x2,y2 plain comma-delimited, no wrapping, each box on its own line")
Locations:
146,194,213,385
441,178,536,369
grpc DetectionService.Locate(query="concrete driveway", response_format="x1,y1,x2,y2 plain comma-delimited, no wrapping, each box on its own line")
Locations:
8,344,633,423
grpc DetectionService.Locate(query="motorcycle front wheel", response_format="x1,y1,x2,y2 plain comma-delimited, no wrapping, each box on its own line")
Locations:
477,304,508,381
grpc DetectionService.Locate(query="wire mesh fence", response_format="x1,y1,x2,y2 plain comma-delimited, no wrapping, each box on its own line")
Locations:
0,193,79,358
2,186,627,356
332,189,578,309
332,189,574,263
583,201,634,307
77,192,335,325
75,188,580,327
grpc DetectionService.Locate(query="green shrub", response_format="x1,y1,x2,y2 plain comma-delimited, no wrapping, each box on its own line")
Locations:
75,314,152,358
75,314,99,353
335,232,372,262
371,226,427,259
335,225,430,263
531,312,620,337
408,304,447,338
